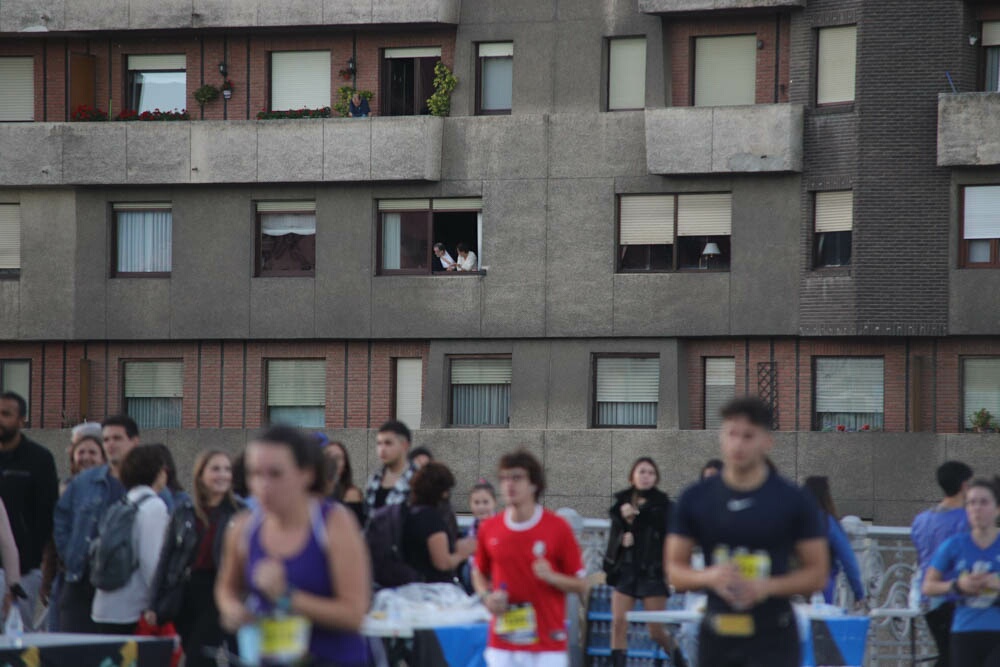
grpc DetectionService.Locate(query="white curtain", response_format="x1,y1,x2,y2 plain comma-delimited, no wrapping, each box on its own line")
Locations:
117,210,172,273
269,406,325,428
126,398,182,429
261,213,316,236
382,213,401,270
452,384,510,426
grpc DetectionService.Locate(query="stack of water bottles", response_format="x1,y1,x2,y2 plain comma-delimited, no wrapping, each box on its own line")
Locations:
587,585,675,667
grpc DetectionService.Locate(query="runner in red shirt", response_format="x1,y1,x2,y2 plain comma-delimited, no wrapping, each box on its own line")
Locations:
473,450,586,667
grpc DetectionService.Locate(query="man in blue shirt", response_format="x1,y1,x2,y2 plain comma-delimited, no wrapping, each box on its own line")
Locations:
911,460,973,667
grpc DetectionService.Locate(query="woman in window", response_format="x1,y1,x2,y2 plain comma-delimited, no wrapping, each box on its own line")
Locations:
454,243,478,272
923,478,1000,667
801,476,865,606
604,458,685,667
147,450,245,667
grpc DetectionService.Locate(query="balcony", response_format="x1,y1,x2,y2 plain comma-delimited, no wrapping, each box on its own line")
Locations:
644,104,803,175
0,117,443,186
937,92,1000,167
638,0,805,13
0,0,459,32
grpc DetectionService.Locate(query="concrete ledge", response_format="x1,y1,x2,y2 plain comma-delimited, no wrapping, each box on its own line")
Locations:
0,118,443,186
638,0,805,12
937,93,1000,166
645,104,803,174
1,0,459,31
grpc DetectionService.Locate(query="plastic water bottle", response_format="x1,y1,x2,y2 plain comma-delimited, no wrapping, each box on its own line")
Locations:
4,606,23,648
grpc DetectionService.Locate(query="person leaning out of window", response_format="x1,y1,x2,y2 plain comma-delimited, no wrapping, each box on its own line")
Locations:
448,243,477,272
347,92,371,118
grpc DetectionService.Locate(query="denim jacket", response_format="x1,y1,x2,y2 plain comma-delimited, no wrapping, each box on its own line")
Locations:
52,464,124,582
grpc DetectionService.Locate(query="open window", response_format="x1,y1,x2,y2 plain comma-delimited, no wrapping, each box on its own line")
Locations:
617,193,731,271
256,201,316,277
961,185,1000,267
382,47,440,116
127,55,186,113
378,198,483,275
814,190,853,268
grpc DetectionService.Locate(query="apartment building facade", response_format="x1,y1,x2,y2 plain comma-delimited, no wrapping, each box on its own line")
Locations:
0,0,998,522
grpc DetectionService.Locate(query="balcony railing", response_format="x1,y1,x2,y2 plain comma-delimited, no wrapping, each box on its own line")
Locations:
937,92,1000,167
638,0,805,13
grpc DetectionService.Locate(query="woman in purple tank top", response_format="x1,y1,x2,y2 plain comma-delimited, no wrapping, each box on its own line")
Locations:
215,426,371,667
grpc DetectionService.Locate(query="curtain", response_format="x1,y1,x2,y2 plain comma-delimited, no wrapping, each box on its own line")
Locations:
117,210,172,273
597,402,657,426
269,406,325,428
481,58,513,110
987,47,999,93
382,213,401,270
451,384,510,426
126,398,182,429
817,412,883,431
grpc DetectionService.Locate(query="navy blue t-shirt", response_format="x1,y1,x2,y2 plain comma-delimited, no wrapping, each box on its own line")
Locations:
670,472,825,624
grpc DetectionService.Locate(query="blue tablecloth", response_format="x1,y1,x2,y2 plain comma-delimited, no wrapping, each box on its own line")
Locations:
801,617,871,667
414,623,488,667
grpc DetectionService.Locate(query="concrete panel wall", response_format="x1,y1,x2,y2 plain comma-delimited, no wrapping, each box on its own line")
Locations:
638,0,805,11
17,190,77,339
937,93,1000,167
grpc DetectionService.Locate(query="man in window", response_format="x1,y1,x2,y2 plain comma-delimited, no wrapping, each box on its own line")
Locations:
364,421,416,514
348,91,370,118
433,243,456,272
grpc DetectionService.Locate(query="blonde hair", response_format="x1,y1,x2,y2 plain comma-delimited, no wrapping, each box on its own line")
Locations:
193,450,235,523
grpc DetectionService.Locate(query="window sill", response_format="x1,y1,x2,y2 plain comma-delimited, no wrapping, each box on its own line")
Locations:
476,109,511,116
255,272,316,278
112,273,171,278
812,102,855,115
379,271,487,277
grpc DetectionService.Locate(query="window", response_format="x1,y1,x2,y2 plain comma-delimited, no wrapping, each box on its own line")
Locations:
594,356,659,427
704,357,735,429
814,191,853,268
123,361,182,429
0,360,30,423
256,201,316,277
814,357,884,431
266,359,326,428
618,193,731,272
961,186,1000,267
112,203,172,276
382,47,441,116
0,204,21,276
449,357,511,426
271,51,331,111
608,37,646,110
693,35,756,107
127,55,186,113
0,57,33,121
476,42,513,115
394,358,423,429
378,198,482,275
817,26,857,105
963,358,1000,430
985,22,1000,92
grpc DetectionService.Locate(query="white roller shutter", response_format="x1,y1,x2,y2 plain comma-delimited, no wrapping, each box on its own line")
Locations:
267,360,326,406
112,202,172,211
271,51,331,111
964,186,1000,240
609,37,646,110
124,361,183,398
432,198,483,211
385,47,442,59
620,195,673,245
257,201,316,213
378,199,431,211
677,194,732,236
815,357,884,413
478,43,514,58
451,358,511,385
705,357,736,429
694,35,756,107
815,191,854,233
817,26,857,104
0,58,34,122
983,22,1000,47
127,54,186,71
395,358,423,429
596,357,660,403
0,205,21,270
964,358,1000,427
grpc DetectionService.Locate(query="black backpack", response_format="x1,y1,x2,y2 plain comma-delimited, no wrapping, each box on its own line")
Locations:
364,503,424,589
89,494,154,591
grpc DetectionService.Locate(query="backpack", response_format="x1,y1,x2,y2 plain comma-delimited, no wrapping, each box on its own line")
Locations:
89,494,154,591
364,503,424,589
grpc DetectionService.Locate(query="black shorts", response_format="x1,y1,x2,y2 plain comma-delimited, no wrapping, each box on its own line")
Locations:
698,616,800,667
613,569,669,599
951,631,1000,667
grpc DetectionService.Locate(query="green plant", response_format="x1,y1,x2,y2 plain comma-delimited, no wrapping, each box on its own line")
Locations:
426,61,457,117
193,84,220,106
333,86,373,117
970,408,997,432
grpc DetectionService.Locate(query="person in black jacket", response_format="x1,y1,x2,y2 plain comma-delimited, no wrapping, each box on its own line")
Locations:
146,450,245,667
604,457,683,667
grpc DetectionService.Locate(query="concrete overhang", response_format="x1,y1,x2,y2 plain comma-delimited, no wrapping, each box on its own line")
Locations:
638,0,805,13
937,92,1000,167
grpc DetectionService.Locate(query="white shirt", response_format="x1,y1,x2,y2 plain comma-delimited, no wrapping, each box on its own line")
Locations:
91,486,169,624
438,250,456,269
457,251,478,271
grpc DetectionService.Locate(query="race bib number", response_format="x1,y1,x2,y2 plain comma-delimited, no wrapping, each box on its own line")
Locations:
711,613,755,637
259,616,311,661
495,604,539,645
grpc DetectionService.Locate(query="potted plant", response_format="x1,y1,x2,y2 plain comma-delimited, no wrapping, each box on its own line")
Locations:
193,84,220,111
426,61,458,117
970,408,997,433
221,79,233,100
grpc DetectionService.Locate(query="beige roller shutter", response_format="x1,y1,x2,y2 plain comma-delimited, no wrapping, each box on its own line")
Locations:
694,35,756,107
127,55,186,71
815,191,854,233
385,47,442,59
432,198,483,211
815,357,884,413
817,26,857,104
395,358,423,429
620,195,673,245
596,357,659,403
378,199,431,211
0,205,21,270
964,186,1000,240
271,51,331,110
705,357,736,429
124,361,184,398
609,37,646,110
112,202,172,211
451,358,512,385
677,193,732,236
267,360,326,406
964,358,1000,428
478,43,514,58
256,201,316,212
0,58,34,121
983,22,1000,47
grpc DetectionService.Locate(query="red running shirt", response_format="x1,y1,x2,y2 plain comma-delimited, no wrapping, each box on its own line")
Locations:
475,507,585,652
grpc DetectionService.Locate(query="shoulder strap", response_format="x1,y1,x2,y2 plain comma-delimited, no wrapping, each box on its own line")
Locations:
310,499,332,556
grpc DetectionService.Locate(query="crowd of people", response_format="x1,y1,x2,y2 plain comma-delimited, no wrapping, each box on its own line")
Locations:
0,386,996,667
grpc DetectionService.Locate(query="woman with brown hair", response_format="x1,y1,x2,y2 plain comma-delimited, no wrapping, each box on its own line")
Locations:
147,450,245,667
319,437,365,524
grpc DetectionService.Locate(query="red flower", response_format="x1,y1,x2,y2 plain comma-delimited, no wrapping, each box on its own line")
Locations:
861,424,871,431
836,425,846,432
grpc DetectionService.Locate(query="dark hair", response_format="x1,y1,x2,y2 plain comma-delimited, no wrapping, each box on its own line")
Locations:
719,396,773,429
102,414,139,439
69,435,107,476
377,420,411,443
433,242,446,252
470,478,496,499
408,446,433,464
325,441,355,501
0,392,26,418
231,452,249,498
253,425,325,494
409,461,456,506
968,477,1000,505
937,460,974,497
457,242,469,253
193,450,236,522
149,443,183,492
803,476,838,517
629,457,660,486
702,459,723,476
498,449,545,500
119,444,166,490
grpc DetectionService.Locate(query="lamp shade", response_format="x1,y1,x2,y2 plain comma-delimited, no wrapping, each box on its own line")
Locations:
702,242,721,257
